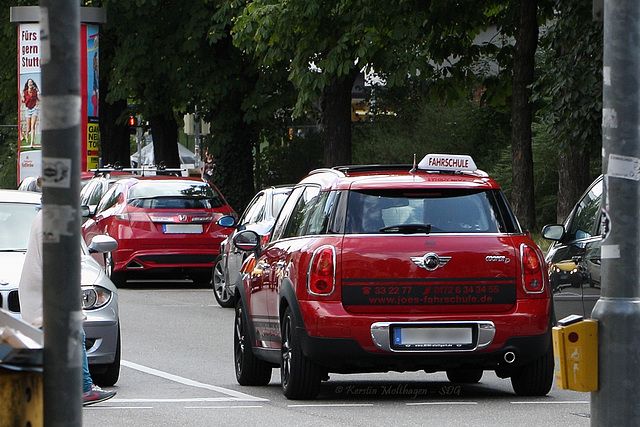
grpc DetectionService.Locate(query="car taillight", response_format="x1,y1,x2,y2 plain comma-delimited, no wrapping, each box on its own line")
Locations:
307,246,335,296
115,212,151,222
521,243,545,294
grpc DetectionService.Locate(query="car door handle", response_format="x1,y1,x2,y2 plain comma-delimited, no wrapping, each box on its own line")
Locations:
276,260,286,268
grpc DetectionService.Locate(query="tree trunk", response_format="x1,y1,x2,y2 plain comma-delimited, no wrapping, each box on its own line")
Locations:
321,71,357,167
208,95,256,214
97,22,130,168
556,149,591,222
99,98,130,168
148,113,180,169
510,0,538,232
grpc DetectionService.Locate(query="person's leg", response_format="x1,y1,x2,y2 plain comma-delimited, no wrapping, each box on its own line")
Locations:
25,116,32,144
31,115,37,143
82,329,93,393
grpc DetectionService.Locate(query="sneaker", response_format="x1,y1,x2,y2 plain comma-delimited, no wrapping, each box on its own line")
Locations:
83,384,116,406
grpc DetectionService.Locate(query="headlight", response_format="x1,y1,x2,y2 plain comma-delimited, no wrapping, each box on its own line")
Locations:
82,286,112,310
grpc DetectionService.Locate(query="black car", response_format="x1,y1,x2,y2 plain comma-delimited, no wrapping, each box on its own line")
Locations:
542,175,603,320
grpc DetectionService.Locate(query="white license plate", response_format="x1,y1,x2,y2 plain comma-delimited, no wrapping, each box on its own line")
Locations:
163,224,203,234
393,327,472,347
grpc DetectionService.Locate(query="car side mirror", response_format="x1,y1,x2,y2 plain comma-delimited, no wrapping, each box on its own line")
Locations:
218,215,236,228
233,230,260,252
541,224,565,241
88,235,118,254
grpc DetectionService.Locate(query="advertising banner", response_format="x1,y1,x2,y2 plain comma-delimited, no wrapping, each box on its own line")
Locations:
17,23,42,182
16,22,100,185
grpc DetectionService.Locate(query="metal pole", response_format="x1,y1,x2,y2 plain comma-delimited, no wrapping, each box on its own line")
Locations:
591,1,640,425
137,116,142,167
194,106,201,168
38,1,83,425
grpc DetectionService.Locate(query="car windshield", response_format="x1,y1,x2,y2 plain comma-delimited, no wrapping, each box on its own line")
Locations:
345,189,502,234
0,202,39,250
127,180,226,209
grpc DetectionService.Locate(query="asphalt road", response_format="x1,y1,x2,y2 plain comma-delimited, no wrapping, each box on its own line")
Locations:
83,281,591,427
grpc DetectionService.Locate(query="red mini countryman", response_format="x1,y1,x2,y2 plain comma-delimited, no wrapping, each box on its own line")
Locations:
231,154,553,399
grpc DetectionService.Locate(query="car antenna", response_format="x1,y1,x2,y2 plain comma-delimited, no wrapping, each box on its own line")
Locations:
410,154,417,173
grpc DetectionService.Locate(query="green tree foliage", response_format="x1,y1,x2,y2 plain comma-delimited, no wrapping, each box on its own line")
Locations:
533,0,602,221
352,85,510,170
101,0,275,211
232,0,513,166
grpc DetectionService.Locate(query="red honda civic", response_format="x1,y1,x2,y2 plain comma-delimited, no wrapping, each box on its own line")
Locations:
82,176,236,286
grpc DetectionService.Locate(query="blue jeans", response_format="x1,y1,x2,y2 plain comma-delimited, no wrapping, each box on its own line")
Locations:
82,329,92,393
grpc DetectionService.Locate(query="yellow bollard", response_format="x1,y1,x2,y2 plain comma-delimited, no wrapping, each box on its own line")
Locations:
0,368,43,427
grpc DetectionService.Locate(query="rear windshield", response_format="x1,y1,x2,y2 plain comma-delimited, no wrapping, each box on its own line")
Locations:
344,189,518,234
128,181,226,209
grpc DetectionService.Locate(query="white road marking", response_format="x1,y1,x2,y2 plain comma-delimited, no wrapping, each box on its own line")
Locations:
406,402,478,406
184,405,263,409
288,404,374,407
121,360,268,402
86,406,153,410
511,401,590,405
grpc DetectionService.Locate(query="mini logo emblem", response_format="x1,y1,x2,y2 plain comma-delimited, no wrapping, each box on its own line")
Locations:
411,252,451,271
178,214,188,222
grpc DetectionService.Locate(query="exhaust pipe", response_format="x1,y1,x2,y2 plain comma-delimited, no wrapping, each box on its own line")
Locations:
504,351,516,364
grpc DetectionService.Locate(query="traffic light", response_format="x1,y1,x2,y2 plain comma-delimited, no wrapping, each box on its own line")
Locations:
129,116,138,135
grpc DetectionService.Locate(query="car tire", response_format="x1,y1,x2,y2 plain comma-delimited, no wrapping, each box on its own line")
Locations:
280,306,322,400
90,327,121,387
105,252,126,287
510,345,554,396
213,256,234,308
446,369,483,384
234,299,272,386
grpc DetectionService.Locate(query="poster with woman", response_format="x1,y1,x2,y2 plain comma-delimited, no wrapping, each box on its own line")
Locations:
18,23,41,148
21,76,41,147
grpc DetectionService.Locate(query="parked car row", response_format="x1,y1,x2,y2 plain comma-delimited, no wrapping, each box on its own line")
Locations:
10,159,605,400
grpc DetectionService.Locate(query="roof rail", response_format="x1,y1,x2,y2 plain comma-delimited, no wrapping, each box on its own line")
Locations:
307,167,346,177
332,164,412,174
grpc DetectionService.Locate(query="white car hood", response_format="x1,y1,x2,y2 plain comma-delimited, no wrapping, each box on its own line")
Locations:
0,251,105,289
0,252,26,288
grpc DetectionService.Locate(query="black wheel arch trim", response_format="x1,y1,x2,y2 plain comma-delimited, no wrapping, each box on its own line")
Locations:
279,278,305,331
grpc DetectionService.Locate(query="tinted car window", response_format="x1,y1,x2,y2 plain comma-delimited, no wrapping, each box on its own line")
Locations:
272,192,290,219
568,179,603,240
241,192,266,225
121,180,226,210
95,184,122,215
282,186,321,239
270,187,305,242
304,191,337,235
80,180,104,206
345,189,502,234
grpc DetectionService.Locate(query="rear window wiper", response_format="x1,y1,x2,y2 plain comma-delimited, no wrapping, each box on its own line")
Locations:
379,224,431,234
